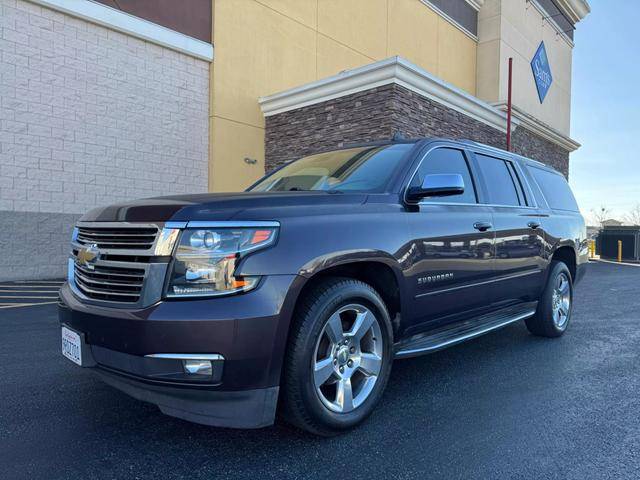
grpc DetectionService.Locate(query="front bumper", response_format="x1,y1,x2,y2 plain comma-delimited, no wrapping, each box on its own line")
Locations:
58,274,301,428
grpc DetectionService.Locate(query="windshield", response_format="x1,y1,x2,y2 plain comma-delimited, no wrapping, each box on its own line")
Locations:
248,144,414,193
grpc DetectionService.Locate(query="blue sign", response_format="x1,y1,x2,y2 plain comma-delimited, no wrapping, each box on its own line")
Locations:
530,41,553,103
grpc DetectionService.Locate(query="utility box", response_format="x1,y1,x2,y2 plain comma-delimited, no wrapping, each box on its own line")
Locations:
597,226,640,261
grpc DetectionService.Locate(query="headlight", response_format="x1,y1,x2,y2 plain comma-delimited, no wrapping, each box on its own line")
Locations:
165,226,278,298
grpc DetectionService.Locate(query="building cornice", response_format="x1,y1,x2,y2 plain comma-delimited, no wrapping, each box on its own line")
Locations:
493,103,581,152
26,0,214,61
554,0,591,24
465,0,485,11
259,56,517,134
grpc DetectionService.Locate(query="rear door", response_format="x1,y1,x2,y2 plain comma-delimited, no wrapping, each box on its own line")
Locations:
472,152,546,306
405,146,495,334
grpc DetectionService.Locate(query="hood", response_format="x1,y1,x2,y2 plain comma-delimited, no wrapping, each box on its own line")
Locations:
80,191,370,223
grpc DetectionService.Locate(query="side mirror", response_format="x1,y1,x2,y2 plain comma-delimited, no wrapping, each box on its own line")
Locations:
406,174,465,202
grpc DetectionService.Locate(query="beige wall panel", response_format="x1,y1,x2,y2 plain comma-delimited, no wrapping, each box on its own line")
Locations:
387,0,438,74
541,25,572,91
476,38,500,102
478,12,501,43
317,0,387,60
316,34,373,79
478,0,500,20
477,0,574,135
521,2,543,47
437,17,477,95
212,0,316,128
210,117,266,192
257,0,318,28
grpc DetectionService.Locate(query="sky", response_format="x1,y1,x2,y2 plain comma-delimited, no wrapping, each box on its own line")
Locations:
569,0,640,223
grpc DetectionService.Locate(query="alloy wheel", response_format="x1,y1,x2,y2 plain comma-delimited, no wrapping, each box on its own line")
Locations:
312,304,384,413
551,272,571,329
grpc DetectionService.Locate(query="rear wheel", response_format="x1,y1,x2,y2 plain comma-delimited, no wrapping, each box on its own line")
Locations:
526,260,573,337
281,277,393,436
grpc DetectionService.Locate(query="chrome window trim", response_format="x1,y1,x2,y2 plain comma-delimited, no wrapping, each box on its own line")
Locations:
509,160,538,208
404,144,479,207
404,143,542,210
185,221,280,228
417,202,538,210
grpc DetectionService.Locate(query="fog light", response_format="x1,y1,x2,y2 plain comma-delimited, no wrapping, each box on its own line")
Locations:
182,359,212,376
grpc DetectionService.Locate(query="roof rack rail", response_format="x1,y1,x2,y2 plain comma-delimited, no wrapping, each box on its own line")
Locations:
457,139,550,169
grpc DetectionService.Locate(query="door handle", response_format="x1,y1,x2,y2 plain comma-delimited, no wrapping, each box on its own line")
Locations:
473,221,492,232
527,221,541,229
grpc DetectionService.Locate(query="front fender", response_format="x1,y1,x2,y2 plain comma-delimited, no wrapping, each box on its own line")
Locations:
298,249,403,278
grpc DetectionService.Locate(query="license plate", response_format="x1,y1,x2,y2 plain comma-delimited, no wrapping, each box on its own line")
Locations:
61,326,82,366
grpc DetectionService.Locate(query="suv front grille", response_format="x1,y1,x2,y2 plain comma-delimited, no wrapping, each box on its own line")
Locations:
70,222,173,307
74,263,145,303
76,226,158,250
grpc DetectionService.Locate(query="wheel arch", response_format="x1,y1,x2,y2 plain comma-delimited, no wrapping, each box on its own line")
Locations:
549,244,577,281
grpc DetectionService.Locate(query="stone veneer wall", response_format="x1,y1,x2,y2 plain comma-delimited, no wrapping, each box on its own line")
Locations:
264,84,569,176
0,0,209,280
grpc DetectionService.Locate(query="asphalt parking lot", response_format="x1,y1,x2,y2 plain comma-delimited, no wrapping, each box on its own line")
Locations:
2,261,640,479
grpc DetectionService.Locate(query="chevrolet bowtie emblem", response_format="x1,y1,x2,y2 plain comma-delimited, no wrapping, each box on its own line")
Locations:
77,244,100,269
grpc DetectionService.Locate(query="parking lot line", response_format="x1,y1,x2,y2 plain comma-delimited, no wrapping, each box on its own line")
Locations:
12,280,64,283
0,302,58,309
0,289,61,293
0,280,64,309
0,295,58,299
0,284,64,288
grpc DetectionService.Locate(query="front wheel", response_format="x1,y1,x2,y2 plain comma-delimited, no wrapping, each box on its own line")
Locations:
526,260,573,338
281,277,393,436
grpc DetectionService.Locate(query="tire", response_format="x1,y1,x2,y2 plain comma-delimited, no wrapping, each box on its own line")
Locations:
281,277,394,436
525,260,573,338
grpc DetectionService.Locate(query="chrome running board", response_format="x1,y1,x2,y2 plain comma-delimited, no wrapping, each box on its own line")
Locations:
394,302,538,359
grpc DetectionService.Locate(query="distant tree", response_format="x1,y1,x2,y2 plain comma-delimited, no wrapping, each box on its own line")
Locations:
624,204,640,226
590,206,610,228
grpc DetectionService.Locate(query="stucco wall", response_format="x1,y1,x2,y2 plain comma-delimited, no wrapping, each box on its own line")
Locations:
0,0,209,280
210,0,478,192
264,84,569,176
477,0,574,135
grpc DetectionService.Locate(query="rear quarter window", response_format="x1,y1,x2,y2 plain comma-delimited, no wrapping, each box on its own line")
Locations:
529,166,579,212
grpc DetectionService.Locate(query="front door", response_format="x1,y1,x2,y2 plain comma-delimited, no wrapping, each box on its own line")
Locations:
473,153,545,305
405,147,495,336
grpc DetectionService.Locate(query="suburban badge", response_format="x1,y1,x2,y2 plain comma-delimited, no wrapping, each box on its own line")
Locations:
418,273,454,285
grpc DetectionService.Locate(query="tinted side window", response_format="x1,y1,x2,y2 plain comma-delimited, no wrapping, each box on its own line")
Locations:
475,154,521,206
530,166,579,212
411,148,477,204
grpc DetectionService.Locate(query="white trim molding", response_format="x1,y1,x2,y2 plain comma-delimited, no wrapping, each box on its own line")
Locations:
259,56,518,134
420,1,478,41
27,0,214,61
493,103,581,152
465,0,485,12
555,0,591,24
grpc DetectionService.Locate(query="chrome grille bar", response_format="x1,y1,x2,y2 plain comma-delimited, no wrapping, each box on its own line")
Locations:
74,263,145,302
70,222,176,305
76,226,158,250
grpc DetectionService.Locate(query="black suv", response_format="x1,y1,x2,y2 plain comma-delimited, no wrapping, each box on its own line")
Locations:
59,138,587,435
